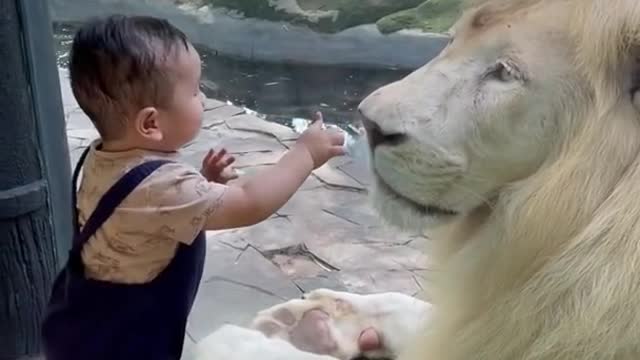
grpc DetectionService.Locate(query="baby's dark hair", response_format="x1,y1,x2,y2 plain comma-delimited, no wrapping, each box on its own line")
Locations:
69,15,190,140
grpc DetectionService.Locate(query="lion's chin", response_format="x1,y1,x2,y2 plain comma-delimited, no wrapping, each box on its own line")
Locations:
370,179,458,232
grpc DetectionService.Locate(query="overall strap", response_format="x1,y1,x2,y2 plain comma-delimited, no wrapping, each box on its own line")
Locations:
72,147,92,232
70,147,171,255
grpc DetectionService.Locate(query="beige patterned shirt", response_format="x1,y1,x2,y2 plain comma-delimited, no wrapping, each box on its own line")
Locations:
77,141,227,284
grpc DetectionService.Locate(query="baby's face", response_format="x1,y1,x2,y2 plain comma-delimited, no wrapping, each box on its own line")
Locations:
159,43,204,150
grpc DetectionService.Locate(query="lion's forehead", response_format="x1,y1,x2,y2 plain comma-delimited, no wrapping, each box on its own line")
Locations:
450,0,572,52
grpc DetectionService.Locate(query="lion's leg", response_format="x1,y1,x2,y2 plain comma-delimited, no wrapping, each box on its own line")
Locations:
250,288,432,360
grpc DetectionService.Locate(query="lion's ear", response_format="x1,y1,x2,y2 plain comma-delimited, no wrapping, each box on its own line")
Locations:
573,1,640,99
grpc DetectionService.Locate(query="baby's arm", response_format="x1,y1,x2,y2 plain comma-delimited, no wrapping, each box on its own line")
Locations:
204,143,313,229
205,114,344,230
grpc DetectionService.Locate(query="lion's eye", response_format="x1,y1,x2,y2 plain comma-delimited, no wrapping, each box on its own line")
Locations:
489,61,518,82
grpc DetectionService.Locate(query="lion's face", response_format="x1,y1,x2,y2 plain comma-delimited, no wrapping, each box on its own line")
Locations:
359,3,579,230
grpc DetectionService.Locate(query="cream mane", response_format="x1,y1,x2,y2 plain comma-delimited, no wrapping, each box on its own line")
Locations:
397,1,640,359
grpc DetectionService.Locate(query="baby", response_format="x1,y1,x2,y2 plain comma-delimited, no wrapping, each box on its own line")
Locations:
42,14,344,360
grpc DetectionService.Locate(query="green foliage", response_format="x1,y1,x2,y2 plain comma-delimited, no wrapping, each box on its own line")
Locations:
207,0,298,23
205,0,462,34
377,0,464,34
317,0,426,33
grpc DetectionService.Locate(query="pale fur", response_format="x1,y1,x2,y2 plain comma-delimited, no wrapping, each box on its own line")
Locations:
358,0,640,359
196,289,432,360
195,324,336,360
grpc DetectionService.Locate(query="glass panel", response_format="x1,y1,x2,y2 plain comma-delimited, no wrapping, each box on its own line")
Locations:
47,1,456,354
50,0,454,130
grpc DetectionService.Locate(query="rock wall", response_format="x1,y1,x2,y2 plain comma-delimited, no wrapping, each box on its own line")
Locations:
48,0,451,69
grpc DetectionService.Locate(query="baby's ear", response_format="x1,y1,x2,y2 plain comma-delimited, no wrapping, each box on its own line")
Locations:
135,106,163,142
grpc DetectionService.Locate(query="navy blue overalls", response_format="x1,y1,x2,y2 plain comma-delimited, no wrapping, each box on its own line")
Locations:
42,147,206,359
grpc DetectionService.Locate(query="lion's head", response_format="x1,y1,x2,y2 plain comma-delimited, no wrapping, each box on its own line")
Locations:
359,0,640,235
359,0,597,231
360,1,640,358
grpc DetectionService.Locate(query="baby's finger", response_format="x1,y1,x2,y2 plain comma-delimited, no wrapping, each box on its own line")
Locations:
220,155,236,167
329,145,346,157
210,148,227,164
202,149,214,166
328,130,345,146
312,111,323,123
213,157,234,174
309,112,325,130
309,118,324,130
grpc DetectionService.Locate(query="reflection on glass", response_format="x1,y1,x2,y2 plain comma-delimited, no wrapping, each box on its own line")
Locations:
51,1,454,131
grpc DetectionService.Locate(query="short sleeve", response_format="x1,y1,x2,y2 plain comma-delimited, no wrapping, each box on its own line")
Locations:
123,162,228,244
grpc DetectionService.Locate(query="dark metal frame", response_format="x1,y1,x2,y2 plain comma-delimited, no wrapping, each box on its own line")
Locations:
0,0,71,357
17,0,73,263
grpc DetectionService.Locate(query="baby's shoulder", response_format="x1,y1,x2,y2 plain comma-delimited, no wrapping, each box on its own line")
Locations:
81,148,209,197
134,159,225,205
138,159,206,188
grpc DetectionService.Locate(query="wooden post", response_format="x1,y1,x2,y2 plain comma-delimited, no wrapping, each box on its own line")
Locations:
0,0,72,358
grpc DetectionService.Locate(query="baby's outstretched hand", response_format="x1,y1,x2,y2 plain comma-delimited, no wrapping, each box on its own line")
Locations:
201,148,238,184
295,112,345,169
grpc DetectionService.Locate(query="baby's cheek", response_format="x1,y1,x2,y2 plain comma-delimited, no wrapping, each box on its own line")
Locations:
185,101,203,129
194,99,205,122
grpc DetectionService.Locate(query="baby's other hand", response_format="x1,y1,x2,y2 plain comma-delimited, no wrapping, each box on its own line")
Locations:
295,112,345,169
201,148,238,184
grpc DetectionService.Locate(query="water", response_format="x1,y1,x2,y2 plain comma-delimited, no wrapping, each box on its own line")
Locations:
53,22,411,130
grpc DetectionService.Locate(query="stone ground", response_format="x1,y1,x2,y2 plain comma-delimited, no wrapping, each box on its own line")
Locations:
59,69,431,357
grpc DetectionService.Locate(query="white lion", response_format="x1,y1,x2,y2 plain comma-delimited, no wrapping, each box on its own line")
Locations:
197,0,640,359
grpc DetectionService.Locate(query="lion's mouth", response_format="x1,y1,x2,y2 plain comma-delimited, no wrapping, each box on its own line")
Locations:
374,172,458,217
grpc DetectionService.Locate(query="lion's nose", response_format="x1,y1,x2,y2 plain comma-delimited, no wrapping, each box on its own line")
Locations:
360,111,407,149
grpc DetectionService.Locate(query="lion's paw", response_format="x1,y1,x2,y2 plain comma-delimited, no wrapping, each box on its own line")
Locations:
250,297,346,357
250,288,432,360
